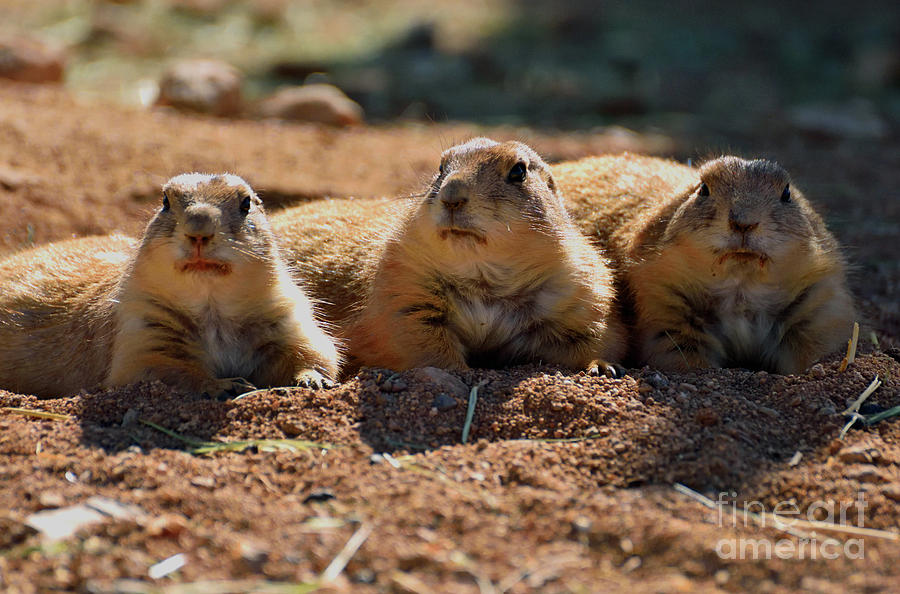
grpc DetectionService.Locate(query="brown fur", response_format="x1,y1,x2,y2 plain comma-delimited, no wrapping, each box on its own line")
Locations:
273,138,626,375
555,154,856,374
0,174,339,398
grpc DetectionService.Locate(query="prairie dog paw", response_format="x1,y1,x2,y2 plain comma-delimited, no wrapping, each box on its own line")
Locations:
295,369,333,390
202,377,257,400
587,360,626,379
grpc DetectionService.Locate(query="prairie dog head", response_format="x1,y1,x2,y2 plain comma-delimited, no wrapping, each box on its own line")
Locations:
413,138,566,252
664,157,820,273
138,173,274,280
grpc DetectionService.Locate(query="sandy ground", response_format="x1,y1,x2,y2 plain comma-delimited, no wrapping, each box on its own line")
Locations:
1,82,899,593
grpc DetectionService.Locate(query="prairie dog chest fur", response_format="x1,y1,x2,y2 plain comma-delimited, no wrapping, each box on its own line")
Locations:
706,276,790,360
441,263,567,356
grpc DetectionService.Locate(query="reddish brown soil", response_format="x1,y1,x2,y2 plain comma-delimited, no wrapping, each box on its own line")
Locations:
1,82,899,593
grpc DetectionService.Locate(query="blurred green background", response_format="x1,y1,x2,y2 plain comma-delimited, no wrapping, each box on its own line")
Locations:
3,0,899,135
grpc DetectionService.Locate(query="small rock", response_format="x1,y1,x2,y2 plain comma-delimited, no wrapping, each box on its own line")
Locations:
571,516,592,533
846,465,888,483
644,372,668,389
809,363,826,379
411,367,469,399
369,454,385,465
622,556,642,572
380,377,408,393
882,485,900,502
38,492,65,509
155,59,243,117
234,539,269,573
818,403,837,416
678,382,698,393
432,393,457,411
838,444,882,465
121,408,139,427
714,569,730,585
695,407,720,426
190,476,216,489
254,84,364,126
0,36,65,83
146,514,187,537
303,488,335,503
276,416,303,437
612,442,627,454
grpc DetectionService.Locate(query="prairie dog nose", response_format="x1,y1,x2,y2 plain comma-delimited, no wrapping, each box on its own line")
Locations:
183,205,218,244
439,179,470,211
728,211,759,234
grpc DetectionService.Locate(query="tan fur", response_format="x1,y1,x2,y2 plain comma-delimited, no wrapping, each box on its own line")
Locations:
555,154,856,374
0,174,339,398
273,138,626,375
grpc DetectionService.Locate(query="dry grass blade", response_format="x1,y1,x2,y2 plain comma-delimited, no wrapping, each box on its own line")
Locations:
2,407,71,421
321,522,373,582
139,418,335,454
462,380,488,444
839,375,882,439
838,321,860,372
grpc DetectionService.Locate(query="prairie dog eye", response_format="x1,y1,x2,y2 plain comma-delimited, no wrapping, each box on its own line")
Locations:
162,192,170,211
507,162,527,183
240,195,251,214
780,184,791,203
698,183,710,197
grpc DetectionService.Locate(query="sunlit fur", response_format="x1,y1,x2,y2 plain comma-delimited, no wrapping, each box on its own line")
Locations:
0,235,132,397
0,173,339,398
272,138,625,375
557,154,856,374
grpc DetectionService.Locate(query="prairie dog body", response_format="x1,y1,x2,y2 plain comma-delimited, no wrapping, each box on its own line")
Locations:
556,154,855,374
274,138,626,374
0,174,339,398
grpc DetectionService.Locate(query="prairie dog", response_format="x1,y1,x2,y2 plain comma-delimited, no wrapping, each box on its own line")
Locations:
556,154,856,374
273,138,626,375
0,174,339,398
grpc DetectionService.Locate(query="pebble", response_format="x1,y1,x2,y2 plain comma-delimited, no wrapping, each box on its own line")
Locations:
146,514,187,537
0,36,65,83
276,416,304,437
155,59,243,117
818,403,837,416
380,378,408,393
882,485,900,502
678,382,698,393
809,364,826,379
644,372,669,389
190,476,216,489
254,83,364,126
432,393,457,411
622,556,642,572
837,444,882,465
411,367,469,400
846,465,888,483
369,454,385,465
303,488,336,503
38,492,65,509
234,540,269,573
